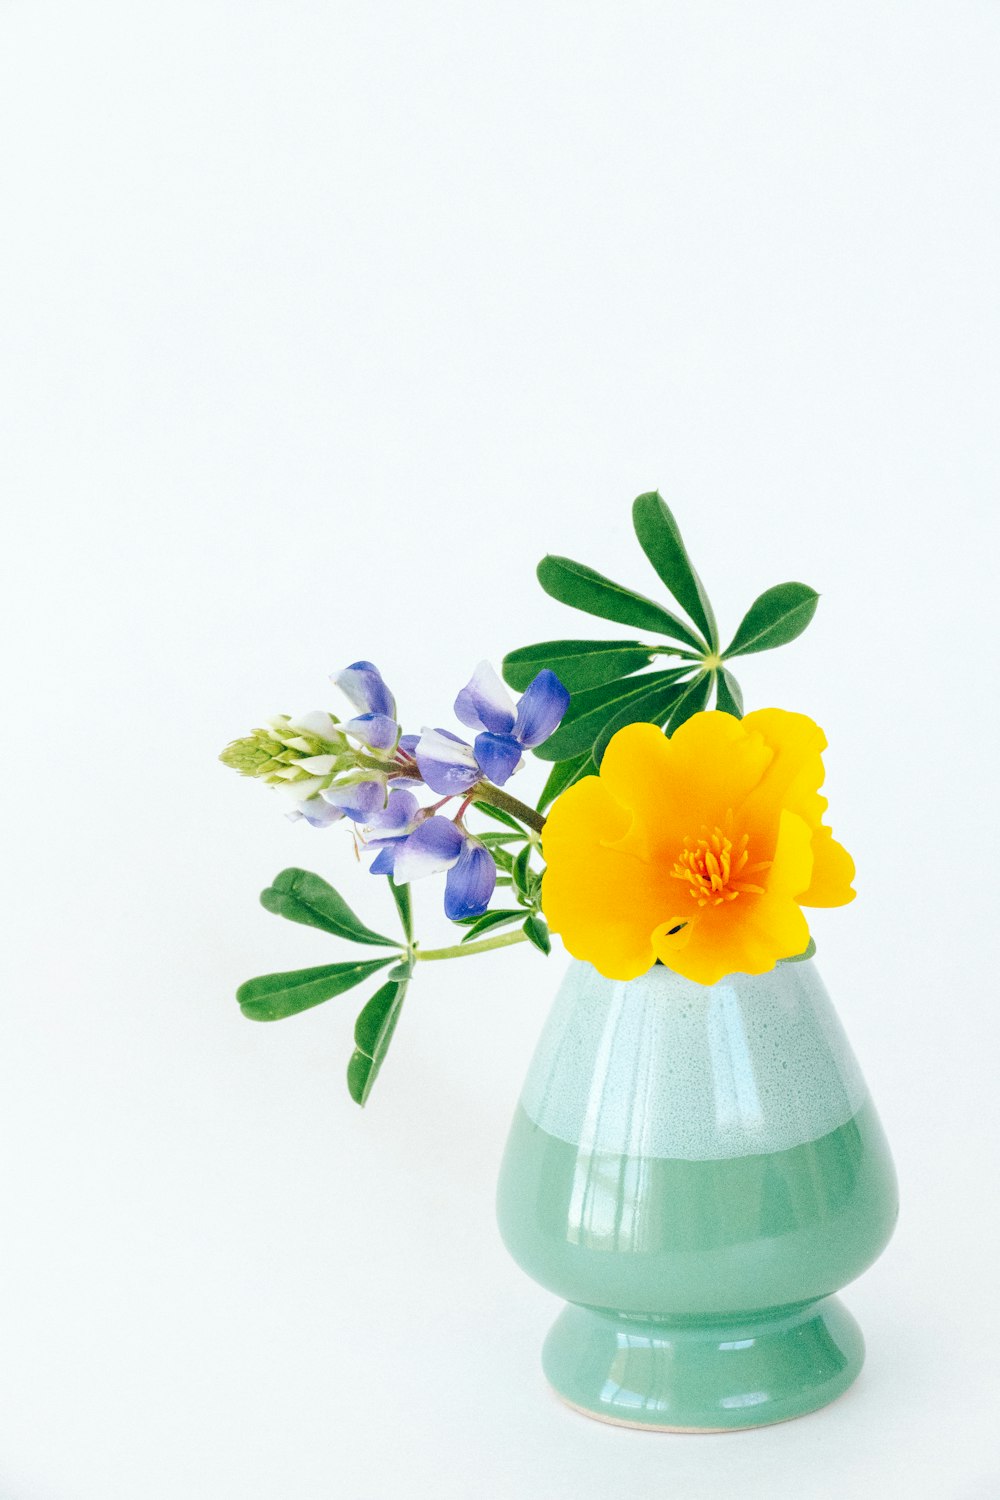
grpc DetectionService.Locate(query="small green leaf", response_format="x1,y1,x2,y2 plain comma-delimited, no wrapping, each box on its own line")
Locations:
665,673,712,735
592,675,694,766
715,667,744,718
260,868,394,948
511,845,533,899
472,800,523,831
477,831,526,847
347,970,411,1106
388,876,413,942
631,492,718,650
536,556,705,650
779,936,817,965
522,913,551,955
537,752,593,813
535,670,689,762
237,957,394,1022
502,638,655,693
460,908,526,941
723,583,819,658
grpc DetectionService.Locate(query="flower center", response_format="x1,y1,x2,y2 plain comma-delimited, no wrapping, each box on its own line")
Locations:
671,821,768,908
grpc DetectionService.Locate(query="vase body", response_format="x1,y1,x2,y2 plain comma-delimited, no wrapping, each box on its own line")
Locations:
496,959,897,1431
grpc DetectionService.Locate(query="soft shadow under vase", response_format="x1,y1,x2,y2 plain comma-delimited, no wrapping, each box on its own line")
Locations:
496,959,897,1431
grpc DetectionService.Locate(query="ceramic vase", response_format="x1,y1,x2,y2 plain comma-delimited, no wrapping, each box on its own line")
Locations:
496,958,897,1431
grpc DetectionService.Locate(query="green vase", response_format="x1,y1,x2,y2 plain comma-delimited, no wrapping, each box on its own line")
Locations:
496,958,898,1431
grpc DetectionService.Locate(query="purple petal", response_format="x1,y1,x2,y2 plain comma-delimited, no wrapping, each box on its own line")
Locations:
473,731,523,786
323,779,386,823
289,798,345,828
364,787,421,836
397,733,420,756
513,669,571,748
343,712,399,752
369,844,399,876
454,660,516,736
393,816,465,882
413,726,481,796
332,661,396,719
444,841,497,920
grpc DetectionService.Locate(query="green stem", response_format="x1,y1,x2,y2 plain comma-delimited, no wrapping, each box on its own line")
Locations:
470,780,545,834
414,929,530,962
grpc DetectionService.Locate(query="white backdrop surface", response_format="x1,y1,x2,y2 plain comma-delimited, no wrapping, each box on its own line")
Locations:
2,5,998,1497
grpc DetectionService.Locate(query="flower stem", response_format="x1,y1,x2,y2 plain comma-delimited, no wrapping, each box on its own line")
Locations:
470,781,545,834
414,929,530,962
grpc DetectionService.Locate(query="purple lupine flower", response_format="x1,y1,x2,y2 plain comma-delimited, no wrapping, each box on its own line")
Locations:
332,661,400,755
454,661,570,786
288,776,386,828
359,788,425,874
392,816,496,920
332,660,396,720
412,726,482,796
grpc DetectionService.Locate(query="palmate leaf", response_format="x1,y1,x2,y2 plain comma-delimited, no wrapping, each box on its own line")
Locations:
459,908,526,942
502,638,655,693
632,492,718,651
347,960,413,1107
591,674,693,765
522,913,551,955
536,556,705,650
534,670,689,762
238,957,395,1022
664,673,713,735
386,876,413,942
260,868,395,948
537,751,593,812
724,582,819,658
714,667,744,718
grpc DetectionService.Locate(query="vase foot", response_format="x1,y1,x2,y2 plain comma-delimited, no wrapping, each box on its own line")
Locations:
542,1296,865,1432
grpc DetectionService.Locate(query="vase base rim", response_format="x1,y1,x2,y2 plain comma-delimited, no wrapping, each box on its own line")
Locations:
550,1385,855,1434
542,1294,865,1432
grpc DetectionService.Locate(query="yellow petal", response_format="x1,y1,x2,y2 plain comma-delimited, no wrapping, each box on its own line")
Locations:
800,825,856,907
601,713,773,861
740,708,828,832
653,891,810,986
541,776,672,980
767,808,815,898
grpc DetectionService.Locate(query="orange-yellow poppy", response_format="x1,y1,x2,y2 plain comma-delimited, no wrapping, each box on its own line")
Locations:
541,708,855,985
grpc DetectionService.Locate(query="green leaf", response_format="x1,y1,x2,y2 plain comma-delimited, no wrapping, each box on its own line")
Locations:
502,638,655,693
347,969,411,1107
535,670,689,762
665,673,713,735
536,556,705,650
537,752,592,813
522,912,551,955
387,876,413,942
472,800,524,831
723,583,819,658
260,868,394,948
237,957,394,1022
511,845,533,900
715,667,744,718
631,492,718,650
459,908,526,942
592,675,694,766
779,936,817,965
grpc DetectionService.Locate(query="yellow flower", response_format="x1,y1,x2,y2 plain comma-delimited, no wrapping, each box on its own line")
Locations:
541,709,855,986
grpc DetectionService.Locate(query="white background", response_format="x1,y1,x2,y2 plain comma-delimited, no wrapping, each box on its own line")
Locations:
2,4,998,1497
